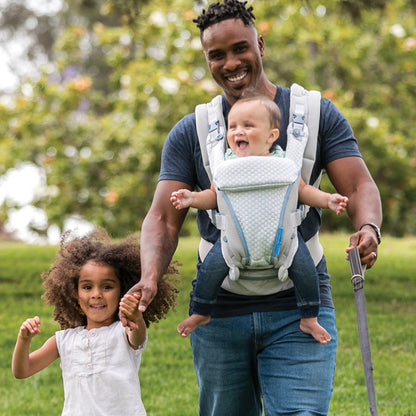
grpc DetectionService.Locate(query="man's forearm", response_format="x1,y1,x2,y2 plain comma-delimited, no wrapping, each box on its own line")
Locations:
347,180,382,230
140,214,179,284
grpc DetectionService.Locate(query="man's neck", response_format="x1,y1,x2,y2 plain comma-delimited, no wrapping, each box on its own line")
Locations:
224,80,277,105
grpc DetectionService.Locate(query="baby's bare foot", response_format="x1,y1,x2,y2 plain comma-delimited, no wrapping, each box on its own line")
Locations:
300,317,331,344
177,314,211,337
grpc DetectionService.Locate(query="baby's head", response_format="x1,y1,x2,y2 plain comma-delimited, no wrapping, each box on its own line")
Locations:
227,92,281,157
42,228,178,329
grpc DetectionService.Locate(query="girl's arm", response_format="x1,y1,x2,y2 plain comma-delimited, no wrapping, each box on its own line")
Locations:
298,178,348,215
119,294,147,349
12,317,59,379
171,183,217,211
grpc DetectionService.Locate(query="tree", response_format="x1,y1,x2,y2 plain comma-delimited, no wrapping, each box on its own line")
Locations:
1,0,416,238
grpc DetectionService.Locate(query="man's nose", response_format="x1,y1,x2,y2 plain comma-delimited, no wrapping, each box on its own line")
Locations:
223,52,241,71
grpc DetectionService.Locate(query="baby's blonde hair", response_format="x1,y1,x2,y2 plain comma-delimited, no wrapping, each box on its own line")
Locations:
236,89,282,130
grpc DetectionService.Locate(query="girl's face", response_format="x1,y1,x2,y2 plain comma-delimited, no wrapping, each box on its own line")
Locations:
227,100,279,157
78,260,121,330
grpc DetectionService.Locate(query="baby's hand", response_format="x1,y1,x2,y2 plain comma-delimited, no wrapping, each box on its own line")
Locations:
328,194,348,215
170,189,192,210
19,316,41,339
119,293,141,330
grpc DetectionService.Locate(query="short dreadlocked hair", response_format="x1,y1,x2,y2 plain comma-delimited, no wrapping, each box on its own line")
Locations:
42,228,178,330
194,0,255,34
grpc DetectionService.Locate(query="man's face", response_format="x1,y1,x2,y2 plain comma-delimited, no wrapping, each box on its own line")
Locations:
201,18,265,104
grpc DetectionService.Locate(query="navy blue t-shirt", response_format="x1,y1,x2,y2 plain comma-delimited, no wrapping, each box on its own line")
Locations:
159,85,361,318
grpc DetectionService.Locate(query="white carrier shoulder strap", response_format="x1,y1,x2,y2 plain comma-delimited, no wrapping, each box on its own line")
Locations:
289,83,322,215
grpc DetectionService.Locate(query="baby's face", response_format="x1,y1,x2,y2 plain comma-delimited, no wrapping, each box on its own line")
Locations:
227,100,278,157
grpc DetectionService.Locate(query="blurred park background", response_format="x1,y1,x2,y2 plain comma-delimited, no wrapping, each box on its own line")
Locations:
1,1,415,415
0,0,415,244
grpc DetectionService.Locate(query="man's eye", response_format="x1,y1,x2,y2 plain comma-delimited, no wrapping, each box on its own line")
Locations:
235,45,247,53
209,52,223,61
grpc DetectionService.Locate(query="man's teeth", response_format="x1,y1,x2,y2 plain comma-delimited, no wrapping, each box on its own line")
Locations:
228,72,246,82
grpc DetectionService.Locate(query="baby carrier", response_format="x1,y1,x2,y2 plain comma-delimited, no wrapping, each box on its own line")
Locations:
195,84,321,282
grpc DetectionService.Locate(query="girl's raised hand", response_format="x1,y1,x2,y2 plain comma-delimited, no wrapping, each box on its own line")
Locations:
19,316,41,339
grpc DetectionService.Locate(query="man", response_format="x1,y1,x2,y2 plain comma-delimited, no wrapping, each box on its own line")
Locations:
131,1,382,414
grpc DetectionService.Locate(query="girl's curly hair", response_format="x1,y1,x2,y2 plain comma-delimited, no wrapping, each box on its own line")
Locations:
194,0,255,33
42,228,178,329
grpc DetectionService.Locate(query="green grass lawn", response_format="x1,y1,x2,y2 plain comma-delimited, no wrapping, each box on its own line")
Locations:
0,234,415,415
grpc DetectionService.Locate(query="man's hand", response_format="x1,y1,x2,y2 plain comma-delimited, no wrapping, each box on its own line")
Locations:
119,279,158,327
134,279,158,312
346,226,379,269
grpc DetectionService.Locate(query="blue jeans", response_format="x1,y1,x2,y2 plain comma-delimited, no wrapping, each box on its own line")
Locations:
190,307,337,416
191,234,320,318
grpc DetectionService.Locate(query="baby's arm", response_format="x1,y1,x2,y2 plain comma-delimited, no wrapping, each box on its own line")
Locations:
12,316,59,379
119,293,147,349
171,183,217,211
298,179,348,215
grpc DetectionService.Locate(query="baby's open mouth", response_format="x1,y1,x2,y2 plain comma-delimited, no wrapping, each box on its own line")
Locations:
236,139,248,150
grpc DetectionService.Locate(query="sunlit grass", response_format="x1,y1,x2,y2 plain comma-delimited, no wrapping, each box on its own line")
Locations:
0,234,415,415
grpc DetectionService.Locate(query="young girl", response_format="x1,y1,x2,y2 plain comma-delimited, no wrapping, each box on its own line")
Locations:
12,228,178,415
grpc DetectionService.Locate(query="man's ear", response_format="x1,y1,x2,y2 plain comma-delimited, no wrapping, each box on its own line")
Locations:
257,35,265,56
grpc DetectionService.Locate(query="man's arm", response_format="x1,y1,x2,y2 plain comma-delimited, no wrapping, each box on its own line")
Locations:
133,180,190,312
326,156,382,268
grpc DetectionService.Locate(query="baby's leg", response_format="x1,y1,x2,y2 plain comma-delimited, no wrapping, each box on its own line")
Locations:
178,239,229,337
289,235,332,344
177,314,211,337
299,317,331,344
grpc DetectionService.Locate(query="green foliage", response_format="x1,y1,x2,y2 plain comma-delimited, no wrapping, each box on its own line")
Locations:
0,234,415,415
1,0,416,236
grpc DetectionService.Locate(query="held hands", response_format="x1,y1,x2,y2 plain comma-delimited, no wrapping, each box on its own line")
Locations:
119,278,158,328
19,316,41,340
328,194,348,215
119,293,142,330
170,189,193,210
